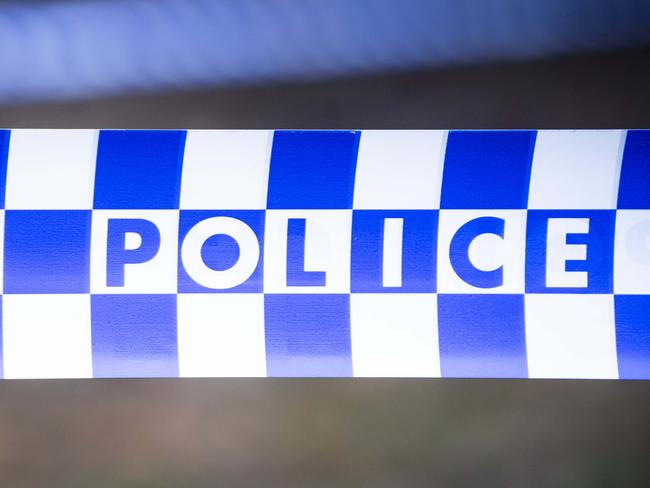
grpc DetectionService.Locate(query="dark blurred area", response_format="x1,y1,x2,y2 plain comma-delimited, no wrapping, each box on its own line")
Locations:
1,0,650,486
1,379,649,487
2,48,650,130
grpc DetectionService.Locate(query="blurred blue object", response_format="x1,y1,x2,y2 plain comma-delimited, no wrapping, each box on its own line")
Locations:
0,0,648,102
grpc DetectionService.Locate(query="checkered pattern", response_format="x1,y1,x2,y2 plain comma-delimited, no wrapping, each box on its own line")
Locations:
0,128,648,379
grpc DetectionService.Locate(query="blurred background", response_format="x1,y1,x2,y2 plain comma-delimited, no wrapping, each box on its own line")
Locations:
0,0,650,486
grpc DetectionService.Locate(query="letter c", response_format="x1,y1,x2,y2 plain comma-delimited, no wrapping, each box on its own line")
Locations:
449,216,505,288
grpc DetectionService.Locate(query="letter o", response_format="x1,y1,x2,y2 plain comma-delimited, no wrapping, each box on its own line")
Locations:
181,217,260,289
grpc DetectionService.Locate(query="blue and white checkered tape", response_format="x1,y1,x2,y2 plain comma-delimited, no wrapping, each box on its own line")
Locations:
0,129,648,379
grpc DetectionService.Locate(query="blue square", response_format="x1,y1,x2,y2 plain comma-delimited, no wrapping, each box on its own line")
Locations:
440,130,536,209
617,130,650,209
614,295,650,380
525,210,615,293
264,294,352,377
351,210,437,292
0,130,9,209
4,210,91,293
438,294,528,378
93,130,186,209
267,130,360,209
178,210,264,293
91,294,178,378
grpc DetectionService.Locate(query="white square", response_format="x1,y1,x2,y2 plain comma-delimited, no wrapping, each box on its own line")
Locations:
352,130,446,209
5,129,97,209
525,294,618,379
3,294,92,379
91,210,179,293
437,210,526,293
180,130,272,209
614,210,650,294
527,130,625,209
264,210,352,293
177,294,266,377
351,294,440,377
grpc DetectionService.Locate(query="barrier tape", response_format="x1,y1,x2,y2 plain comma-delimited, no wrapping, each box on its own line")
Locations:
0,129,648,379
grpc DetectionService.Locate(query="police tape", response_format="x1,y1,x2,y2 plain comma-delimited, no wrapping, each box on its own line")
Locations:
0,128,647,380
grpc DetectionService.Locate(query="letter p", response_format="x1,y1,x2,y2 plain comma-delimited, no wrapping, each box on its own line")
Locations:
106,219,161,287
